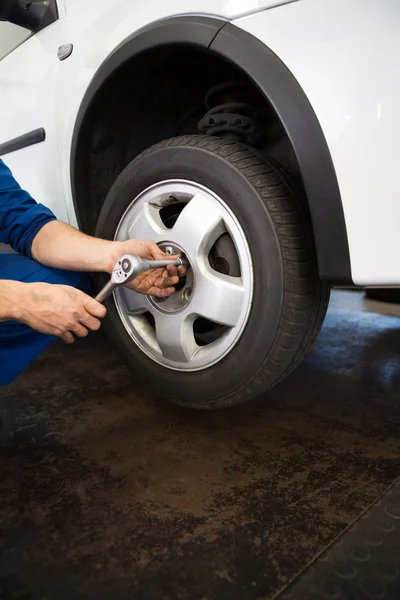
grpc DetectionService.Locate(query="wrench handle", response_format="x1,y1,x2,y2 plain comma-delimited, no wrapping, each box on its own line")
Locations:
95,280,118,304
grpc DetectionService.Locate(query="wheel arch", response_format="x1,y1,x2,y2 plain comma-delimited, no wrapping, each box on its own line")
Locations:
71,16,351,285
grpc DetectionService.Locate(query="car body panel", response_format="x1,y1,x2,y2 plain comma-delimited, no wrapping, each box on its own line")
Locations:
0,21,70,223
57,0,67,18
64,0,300,19
234,0,400,286
0,0,399,285
0,0,300,228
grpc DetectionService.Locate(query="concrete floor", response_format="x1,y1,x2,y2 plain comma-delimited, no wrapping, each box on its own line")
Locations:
1,291,400,600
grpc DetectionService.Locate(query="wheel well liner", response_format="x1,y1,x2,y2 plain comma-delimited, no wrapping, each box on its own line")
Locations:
71,16,351,285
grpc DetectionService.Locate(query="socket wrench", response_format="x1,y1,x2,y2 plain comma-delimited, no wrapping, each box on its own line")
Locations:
95,253,188,303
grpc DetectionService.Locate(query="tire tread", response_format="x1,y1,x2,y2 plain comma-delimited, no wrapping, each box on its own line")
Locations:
112,135,330,408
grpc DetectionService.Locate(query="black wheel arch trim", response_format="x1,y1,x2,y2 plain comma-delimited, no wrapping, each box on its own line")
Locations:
71,16,226,235
0,128,46,157
71,16,352,285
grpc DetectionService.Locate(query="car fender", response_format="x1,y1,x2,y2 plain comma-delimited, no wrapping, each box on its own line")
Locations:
69,14,350,284
233,0,400,286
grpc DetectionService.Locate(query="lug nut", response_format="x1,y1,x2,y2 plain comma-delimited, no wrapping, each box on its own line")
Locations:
183,287,192,302
165,246,174,255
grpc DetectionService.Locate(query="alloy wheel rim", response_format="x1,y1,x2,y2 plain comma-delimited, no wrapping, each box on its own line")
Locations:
114,180,254,371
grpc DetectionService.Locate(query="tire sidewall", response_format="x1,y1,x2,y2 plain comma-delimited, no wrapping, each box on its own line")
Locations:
95,140,285,405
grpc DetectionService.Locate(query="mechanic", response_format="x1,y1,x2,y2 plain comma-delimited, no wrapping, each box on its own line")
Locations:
0,158,184,386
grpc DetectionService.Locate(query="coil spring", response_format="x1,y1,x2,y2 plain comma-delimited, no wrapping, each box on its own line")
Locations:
197,81,261,146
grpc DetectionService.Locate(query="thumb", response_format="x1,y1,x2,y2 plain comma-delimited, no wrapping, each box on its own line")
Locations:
151,244,181,260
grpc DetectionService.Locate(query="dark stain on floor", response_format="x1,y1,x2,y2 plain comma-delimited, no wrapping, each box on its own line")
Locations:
1,292,400,600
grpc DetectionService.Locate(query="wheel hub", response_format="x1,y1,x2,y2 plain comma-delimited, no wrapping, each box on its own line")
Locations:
151,242,195,314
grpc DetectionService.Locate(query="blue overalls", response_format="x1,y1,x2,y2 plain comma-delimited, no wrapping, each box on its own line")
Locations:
0,158,90,385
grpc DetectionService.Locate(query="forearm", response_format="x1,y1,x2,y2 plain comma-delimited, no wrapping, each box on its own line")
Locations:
0,280,24,322
31,220,123,274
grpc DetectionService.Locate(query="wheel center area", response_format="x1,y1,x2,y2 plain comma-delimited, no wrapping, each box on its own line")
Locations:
150,241,194,314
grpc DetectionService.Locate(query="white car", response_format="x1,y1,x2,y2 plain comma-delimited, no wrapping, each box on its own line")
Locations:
0,0,398,408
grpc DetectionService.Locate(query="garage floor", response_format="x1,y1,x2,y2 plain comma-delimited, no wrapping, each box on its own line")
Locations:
1,291,400,600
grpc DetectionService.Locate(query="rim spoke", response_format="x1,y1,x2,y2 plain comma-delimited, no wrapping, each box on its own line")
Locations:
118,287,150,314
154,312,198,363
191,266,246,328
170,194,226,258
126,202,167,242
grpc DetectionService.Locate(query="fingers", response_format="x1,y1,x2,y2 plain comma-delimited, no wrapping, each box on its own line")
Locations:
71,322,89,338
151,244,170,259
166,264,177,276
163,264,185,286
165,264,179,278
148,286,177,297
147,246,188,279
61,331,75,344
82,294,107,318
80,313,102,331
166,262,187,279
153,247,186,270
139,242,188,274
155,273,179,288
61,294,104,344
60,314,100,344
126,253,187,296
128,270,179,293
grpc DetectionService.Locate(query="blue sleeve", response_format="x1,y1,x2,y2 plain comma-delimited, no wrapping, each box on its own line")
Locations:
0,158,57,258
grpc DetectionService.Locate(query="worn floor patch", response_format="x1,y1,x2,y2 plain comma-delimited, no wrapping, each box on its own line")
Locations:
1,291,400,600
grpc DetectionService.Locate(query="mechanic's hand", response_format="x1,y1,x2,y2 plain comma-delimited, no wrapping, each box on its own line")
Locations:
19,282,106,344
119,240,187,297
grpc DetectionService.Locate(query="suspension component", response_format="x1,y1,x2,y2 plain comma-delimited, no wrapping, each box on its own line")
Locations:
197,81,261,146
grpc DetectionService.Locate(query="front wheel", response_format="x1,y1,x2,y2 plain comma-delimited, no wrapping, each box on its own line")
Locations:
95,135,330,409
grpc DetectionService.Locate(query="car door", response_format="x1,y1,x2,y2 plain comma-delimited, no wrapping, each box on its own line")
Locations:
0,1,69,222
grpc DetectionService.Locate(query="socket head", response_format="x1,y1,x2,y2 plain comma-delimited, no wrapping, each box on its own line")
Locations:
111,254,142,285
179,256,190,269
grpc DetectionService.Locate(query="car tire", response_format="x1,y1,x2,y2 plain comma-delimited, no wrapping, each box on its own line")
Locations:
94,135,330,409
